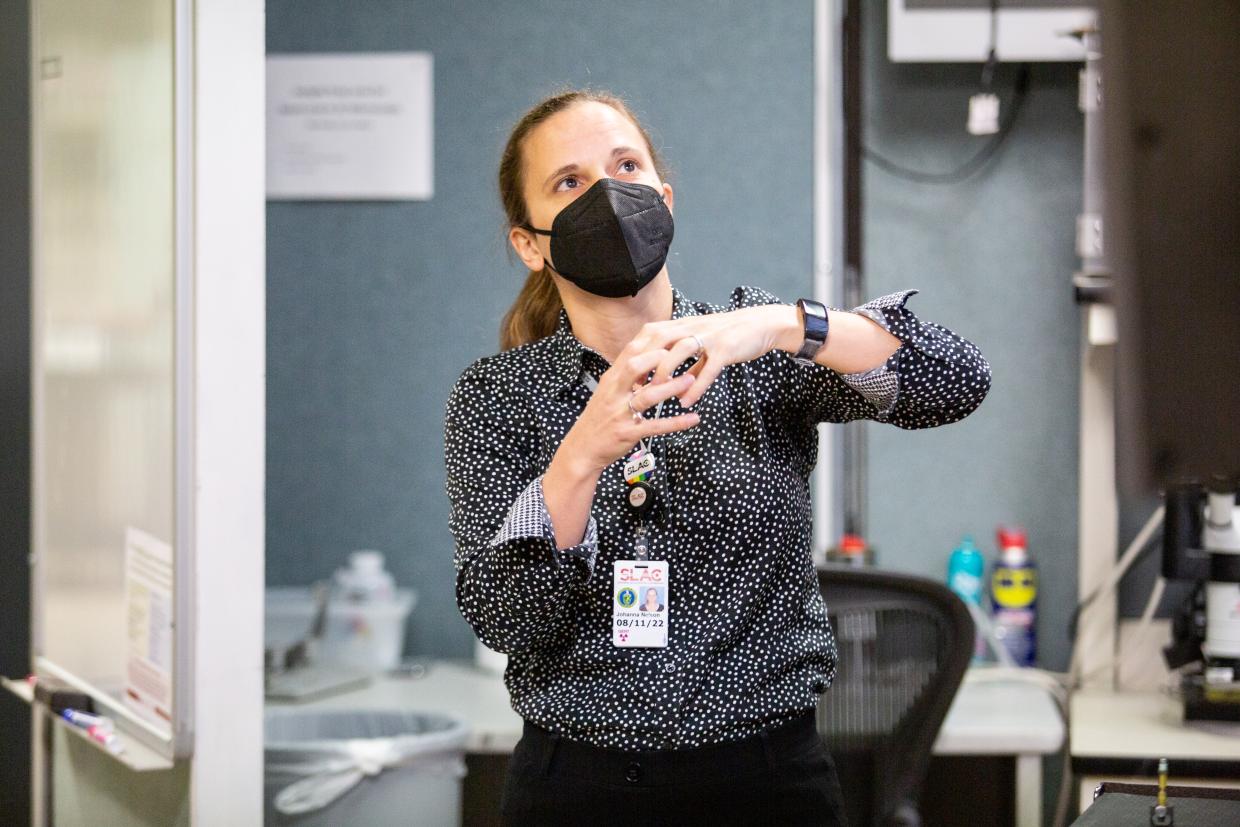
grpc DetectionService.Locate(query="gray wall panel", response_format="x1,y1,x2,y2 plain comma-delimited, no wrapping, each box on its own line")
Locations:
265,1,815,658
266,1,1087,671
861,0,1083,671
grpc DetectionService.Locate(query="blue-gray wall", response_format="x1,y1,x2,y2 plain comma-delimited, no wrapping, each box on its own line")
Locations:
266,1,1088,672
265,0,815,658
861,0,1083,672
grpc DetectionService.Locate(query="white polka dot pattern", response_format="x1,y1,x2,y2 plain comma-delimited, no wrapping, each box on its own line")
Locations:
444,284,990,750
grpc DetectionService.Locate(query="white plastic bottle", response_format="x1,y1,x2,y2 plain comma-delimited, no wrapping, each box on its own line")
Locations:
333,549,396,602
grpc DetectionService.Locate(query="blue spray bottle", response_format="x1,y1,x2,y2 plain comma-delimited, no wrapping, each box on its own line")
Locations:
947,536,987,662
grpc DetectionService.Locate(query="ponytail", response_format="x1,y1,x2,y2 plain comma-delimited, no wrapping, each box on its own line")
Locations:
499,267,562,351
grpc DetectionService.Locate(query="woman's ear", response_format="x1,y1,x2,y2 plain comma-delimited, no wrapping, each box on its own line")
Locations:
662,181,674,215
508,225,546,272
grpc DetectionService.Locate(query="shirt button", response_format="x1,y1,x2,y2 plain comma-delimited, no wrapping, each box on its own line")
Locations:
663,662,676,673
625,761,643,783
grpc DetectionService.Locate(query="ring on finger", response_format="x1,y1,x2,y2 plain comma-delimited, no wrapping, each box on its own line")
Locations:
627,390,643,422
690,333,706,357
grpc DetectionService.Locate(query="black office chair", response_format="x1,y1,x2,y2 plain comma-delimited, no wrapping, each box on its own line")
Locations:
815,566,974,827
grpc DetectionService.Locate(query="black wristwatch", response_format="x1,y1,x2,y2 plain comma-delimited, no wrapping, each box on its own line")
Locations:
793,298,829,366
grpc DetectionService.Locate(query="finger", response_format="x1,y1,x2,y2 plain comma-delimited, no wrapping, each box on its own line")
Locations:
637,411,701,439
617,349,669,389
679,357,724,408
653,335,704,384
621,319,688,361
631,373,694,412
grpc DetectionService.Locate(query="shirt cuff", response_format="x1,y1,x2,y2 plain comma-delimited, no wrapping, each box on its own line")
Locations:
836,291,914,418
490,475,599,575
838,363,899,418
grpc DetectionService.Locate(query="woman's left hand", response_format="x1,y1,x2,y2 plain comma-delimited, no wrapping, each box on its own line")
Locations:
627,305,797,408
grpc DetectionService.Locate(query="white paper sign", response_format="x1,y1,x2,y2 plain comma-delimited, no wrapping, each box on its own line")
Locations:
124,527,174,728
266,52,433,200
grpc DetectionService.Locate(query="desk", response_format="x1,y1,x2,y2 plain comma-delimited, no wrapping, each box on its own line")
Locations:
274,662,1064,827
938,676,1065,827
1071,691,1240,812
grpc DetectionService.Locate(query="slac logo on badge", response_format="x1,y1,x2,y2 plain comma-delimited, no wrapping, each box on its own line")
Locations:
618,566,664,583
617,587,636,608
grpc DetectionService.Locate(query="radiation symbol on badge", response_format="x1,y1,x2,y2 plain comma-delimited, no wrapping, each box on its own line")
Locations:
617,587,636,608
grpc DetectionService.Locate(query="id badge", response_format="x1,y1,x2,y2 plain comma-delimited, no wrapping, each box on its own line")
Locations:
613,560,669,647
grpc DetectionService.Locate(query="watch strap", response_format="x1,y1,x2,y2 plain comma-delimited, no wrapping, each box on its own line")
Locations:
793,299,829,365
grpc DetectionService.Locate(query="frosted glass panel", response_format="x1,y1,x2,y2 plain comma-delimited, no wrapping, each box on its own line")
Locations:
32,0,177,746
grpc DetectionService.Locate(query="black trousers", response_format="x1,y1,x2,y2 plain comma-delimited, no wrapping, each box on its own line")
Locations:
499,712,848,826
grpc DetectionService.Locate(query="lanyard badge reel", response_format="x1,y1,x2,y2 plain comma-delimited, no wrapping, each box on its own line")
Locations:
613,406,669,647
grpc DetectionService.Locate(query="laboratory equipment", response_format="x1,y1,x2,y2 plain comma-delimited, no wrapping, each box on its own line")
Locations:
1160,479,1240,723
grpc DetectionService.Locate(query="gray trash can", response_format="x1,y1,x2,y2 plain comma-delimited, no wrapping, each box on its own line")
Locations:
264,708,469,826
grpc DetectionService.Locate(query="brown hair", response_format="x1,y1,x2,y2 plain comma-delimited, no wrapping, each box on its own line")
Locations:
497,89,669,350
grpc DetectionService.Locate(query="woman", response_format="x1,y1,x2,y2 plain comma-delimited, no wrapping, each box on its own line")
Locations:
445,90,990,825
640,587,664,613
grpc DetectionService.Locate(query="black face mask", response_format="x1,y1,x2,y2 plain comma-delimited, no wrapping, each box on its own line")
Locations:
523,178,674,298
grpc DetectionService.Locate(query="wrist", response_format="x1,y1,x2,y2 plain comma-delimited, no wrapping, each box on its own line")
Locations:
772,304,804,355
548,434,606,484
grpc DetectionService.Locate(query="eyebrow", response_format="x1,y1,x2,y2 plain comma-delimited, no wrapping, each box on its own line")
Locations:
543,146,642,189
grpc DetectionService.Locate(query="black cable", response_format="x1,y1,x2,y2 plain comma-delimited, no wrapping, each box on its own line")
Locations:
860,63,1031,185
981,0,1000,89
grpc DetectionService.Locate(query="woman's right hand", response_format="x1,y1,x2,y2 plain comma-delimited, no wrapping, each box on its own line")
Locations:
565,346,701,474
541,346,699,549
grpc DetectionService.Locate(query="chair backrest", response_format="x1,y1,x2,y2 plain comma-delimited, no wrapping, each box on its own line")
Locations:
815,566,974,827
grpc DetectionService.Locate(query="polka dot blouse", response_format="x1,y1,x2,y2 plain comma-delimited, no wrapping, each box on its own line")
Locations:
444,284,990,750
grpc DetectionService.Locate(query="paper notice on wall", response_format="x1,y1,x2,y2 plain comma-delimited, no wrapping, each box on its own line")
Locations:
266,52,434,200
124,527,174,727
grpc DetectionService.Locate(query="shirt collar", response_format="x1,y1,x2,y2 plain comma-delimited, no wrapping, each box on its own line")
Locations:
549,285,699,395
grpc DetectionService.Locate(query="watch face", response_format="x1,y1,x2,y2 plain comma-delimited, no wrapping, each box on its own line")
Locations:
797,299,829,352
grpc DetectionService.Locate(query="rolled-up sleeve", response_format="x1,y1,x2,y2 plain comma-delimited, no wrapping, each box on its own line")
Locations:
730,285,991,429
444,364,599,654
840,289,991,428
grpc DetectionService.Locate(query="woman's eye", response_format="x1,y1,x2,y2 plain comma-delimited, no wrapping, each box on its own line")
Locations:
619,159,638,174
556,176,580,192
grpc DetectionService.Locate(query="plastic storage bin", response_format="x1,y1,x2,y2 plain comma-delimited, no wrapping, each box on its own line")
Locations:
265,708,469,826
266,586,417,673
